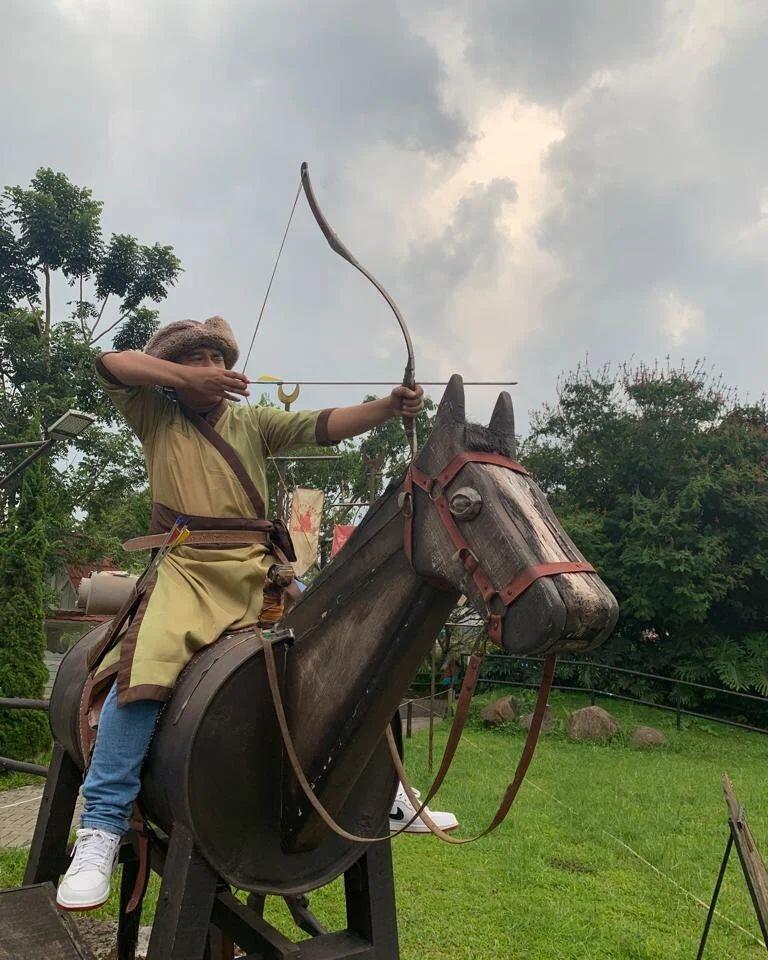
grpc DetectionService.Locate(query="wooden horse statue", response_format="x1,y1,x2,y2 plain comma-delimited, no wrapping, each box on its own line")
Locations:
28,375,617,960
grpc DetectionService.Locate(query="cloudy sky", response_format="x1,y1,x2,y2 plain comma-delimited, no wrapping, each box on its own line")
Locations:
2,0,767,429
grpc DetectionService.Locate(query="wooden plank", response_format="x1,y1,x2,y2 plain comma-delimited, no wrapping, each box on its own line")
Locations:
211,890,300,959
24,743,82,886
146,825,218,960
117,850,142,960
296,931,374,959
0,883,96,959
723,773,768,944
343,845,398,959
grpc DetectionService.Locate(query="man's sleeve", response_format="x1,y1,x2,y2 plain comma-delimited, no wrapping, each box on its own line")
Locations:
95,352,173,444
254,406,337,454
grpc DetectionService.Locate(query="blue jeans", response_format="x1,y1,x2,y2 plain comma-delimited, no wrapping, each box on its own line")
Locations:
81,683,162,837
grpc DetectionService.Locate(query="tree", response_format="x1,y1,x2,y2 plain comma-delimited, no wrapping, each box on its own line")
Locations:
0,464,53,759
0,168,182,560
521,360,768,698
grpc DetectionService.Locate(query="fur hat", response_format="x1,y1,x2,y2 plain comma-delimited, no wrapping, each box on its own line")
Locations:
144,316,239,369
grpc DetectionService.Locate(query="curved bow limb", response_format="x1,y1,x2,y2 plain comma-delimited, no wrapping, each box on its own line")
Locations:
300,162,417,456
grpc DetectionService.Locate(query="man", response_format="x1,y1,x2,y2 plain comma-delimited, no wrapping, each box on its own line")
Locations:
56,316,451,911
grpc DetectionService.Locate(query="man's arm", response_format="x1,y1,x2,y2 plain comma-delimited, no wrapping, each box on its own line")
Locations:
325,385,423,442
101,351,249,400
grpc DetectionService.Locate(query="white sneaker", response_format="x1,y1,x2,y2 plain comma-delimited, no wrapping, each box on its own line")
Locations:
56,827,121,911
389,784,459,834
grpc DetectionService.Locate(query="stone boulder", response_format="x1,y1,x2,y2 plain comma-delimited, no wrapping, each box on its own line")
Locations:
480,695,520,727
567,705,620,742
520,704,554,733
631,726,667,749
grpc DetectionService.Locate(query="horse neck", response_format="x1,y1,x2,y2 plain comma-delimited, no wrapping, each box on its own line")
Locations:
281,479,457,830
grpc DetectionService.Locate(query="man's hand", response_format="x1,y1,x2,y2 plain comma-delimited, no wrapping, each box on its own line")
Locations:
178,366,250,402
389,384,424,419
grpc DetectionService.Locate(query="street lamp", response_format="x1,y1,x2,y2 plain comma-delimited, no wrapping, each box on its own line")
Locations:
0,409,97,490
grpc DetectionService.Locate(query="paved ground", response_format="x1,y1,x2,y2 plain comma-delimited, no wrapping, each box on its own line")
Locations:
0,785,83,848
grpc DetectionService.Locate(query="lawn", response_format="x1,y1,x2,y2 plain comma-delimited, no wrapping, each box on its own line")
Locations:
2,690,767,959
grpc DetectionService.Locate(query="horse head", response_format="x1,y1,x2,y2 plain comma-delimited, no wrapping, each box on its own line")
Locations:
406,375,618,655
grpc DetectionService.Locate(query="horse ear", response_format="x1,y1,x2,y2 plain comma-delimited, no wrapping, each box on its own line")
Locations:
434,374,466,431
489,391,516,453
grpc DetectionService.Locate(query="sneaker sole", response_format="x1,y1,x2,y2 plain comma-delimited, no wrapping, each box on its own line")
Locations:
56,894,109,912
390,821,460,834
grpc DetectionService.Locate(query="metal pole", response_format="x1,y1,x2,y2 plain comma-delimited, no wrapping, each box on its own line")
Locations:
0,437,55,489
428,647,436,774
675,685,682,731
0,757,49,777
696,832,734,960
406,702,413,739
0,440,48,451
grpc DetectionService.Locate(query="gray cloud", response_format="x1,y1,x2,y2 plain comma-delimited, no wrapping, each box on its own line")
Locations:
2,0,768,428
402,177,518,319
459,0,666,104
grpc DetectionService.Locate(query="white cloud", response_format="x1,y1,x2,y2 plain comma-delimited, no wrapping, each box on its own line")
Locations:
656,289,702,346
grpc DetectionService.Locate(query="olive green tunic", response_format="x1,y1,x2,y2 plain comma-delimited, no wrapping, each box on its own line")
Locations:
93,355,332,704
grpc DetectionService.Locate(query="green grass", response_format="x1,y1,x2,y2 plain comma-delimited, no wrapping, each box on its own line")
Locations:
2,691,767,959
0,770,40,793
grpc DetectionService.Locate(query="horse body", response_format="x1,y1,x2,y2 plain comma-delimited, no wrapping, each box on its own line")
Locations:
48,376,618,894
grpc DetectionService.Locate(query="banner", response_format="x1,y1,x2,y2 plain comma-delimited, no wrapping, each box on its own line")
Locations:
289,488,324,577
331,524,358,557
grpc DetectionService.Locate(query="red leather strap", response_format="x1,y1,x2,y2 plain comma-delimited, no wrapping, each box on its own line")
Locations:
434,450,529,488
499,561,595,606
403,453,597,647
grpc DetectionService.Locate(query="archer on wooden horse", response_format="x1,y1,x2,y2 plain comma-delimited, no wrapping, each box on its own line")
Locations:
49,370,618,908
53,313,443,912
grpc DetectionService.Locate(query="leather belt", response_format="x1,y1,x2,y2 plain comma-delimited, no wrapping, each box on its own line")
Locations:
122,530,271,552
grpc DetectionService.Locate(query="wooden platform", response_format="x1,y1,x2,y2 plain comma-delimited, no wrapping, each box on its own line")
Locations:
0,883,95,960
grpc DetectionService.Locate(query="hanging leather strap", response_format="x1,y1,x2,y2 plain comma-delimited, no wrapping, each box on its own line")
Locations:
263,636,557,845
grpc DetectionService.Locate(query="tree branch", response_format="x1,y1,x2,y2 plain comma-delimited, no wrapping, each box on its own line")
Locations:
90,310,127,345
90,293,110,336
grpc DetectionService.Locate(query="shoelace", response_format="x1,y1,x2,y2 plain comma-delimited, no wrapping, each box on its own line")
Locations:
70,830,119,874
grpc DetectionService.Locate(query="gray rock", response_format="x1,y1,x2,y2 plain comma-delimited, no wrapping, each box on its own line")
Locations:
519,704,554,733
567,705,620,742
480,695,520,727
631,725,667,749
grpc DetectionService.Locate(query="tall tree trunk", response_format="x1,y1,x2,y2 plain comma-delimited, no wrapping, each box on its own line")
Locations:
43,265,51,365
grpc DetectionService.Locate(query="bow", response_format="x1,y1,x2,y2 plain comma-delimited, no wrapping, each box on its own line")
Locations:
300,162,418,456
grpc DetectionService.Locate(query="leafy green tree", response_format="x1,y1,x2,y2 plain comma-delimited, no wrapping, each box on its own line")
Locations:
0,464,54,759
521,360,768,697
0,168,182,559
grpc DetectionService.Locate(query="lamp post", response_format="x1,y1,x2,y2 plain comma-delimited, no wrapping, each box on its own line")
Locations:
0,409,97,490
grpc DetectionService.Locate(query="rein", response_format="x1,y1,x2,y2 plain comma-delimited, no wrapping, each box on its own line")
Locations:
264,449,598,846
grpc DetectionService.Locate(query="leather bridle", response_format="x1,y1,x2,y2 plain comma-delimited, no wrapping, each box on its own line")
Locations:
402,450,595,646
262,448,602,846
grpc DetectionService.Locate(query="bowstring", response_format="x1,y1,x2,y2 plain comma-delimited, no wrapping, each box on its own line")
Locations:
242,177,319,564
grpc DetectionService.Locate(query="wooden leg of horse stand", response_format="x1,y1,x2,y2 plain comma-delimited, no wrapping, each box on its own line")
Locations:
204,925,235,960
205,882,235,960
146,824,219,960
344,840,399,959
117,847,143,960
23,742,82,885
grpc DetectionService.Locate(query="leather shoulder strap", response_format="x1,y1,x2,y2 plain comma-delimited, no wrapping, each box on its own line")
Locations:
179,403,266,518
